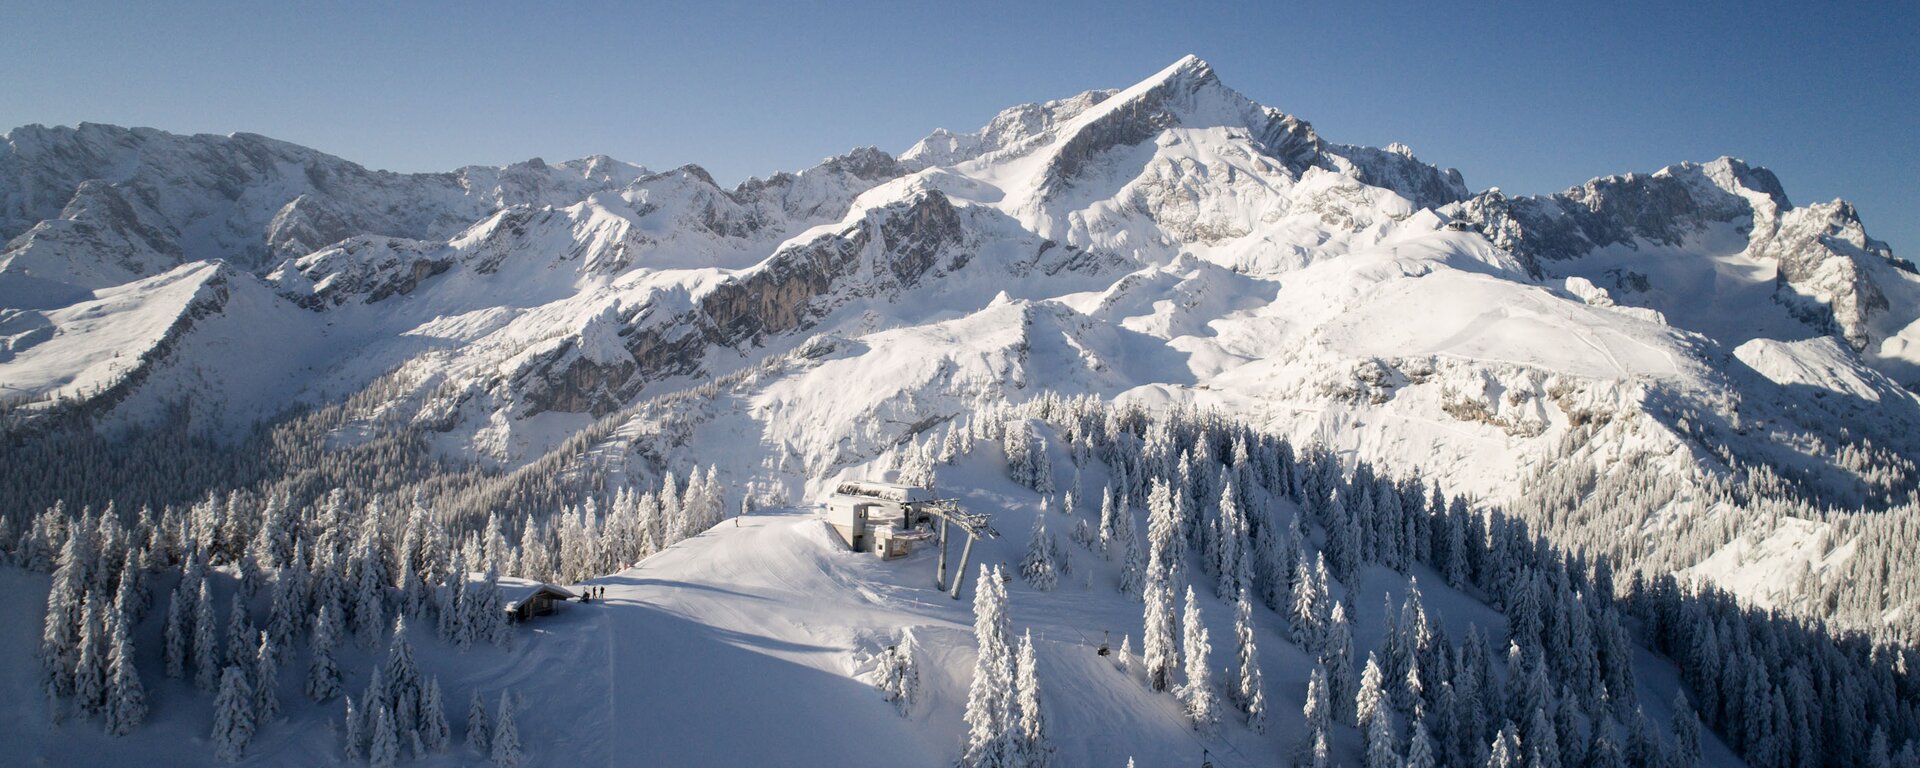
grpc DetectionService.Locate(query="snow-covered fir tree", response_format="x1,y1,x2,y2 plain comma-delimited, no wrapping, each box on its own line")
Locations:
163,586,188,681
466,689,490,755
962,565,1017,768
1357,651,1388,736
491,690,522,768
421,677,451,753
253,631,279,723
1178,586,1216,732
1364,703,1401,768
103,609,147,736
1231,587,1265,733
370,703,400,768
1014,630,1050,768
1020,514,1057,591
875,630,921,716
212,664,255,763
1325,601,1356,726
1298,661,1332,766
307,604,343,702
191,580,220,693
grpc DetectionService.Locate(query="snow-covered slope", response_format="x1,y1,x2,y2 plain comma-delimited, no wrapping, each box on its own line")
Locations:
3,55,1916,633
0,442,1748,767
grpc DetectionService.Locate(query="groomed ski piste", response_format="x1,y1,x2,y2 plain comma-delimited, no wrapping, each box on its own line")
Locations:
0,452,1740,766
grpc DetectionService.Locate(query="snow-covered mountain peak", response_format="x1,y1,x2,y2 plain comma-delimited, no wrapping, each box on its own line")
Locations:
6,58,1920,657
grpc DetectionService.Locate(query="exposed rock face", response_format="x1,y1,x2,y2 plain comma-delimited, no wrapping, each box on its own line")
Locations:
274,236,452,308
1451,157,1908,351
516,191,977,416
0,123,646,290
1334,143,1470,211
1753,200,1899,350
1041,56,1325,200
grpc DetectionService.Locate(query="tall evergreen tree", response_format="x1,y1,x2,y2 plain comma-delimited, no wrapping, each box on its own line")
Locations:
1179,586,1217,732
1407,719,1438,768
164,586,189,680
386,616,422,728
1231,588,1266,733
421,677,451,752
253,632,279,723
224,593,255,670
1299,662,1332,765
72,595,107,718
1359,650,1393,744
1020,515,1058,591
370,703,400,768
1015,631,1050,768
466,689,490,754
1365,704,1402,768
491,691,522,768
191,580,220,693
1487,722,1523,768
963,565,1016,768
306,605,343,702
103,611,147,736
1326,601,1356,725
1671,690,1702,768
212,665,256,763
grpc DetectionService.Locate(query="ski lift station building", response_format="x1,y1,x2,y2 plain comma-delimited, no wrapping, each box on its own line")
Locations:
825,480,933,559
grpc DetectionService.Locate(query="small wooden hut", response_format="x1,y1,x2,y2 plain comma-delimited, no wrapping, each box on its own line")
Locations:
504,583,579,622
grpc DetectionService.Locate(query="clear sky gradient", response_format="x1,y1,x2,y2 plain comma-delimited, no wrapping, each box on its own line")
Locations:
4,1,1914,253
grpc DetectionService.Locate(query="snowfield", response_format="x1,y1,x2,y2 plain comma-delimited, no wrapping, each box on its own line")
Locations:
2,52,1918,768
0,447,1746,765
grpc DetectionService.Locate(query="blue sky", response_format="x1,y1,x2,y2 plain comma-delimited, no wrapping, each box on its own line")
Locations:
4,1,1915,253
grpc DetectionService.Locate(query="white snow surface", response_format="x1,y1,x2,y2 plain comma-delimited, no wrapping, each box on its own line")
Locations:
4,55,1919,618
0,452,1746,766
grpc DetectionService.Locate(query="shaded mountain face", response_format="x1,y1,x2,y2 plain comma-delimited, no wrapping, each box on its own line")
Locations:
3,56,1917,622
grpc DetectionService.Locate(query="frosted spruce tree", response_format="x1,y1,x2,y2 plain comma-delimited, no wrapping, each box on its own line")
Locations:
370,704,400,768
1298,662,1332,765
253,632,279,723
1406,719,1437,768
491,691,522,768
344,695,365,762
421,677,452,752
72,597,106,719
961,565,1016,768
224,594,254,670
1357,651,1388,734
1325,601,1356,725
466,689,491,754
1141,479,1180,692
1670,690,1702,768
1291,554,1330,650
1178,586,1216,732
1214,480,1246,599
1096,487,1117,557
1015,630,1049,768
192,581,220,692
1020,515,1058,591
103,610,147,736
876,630,920,716
307,604,343,702
386,616,422,728
212,664,256,763
1489,723,1524,768
1365,702,1401,768
40,512,86,714
1231,587,1265,733
163,586,189,680
1116,500,1144,599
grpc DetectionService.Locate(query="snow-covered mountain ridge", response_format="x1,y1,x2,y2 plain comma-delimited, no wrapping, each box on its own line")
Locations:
4,55,1919,637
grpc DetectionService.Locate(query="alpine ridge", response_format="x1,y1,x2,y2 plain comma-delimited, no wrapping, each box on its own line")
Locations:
5,54,1919,643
